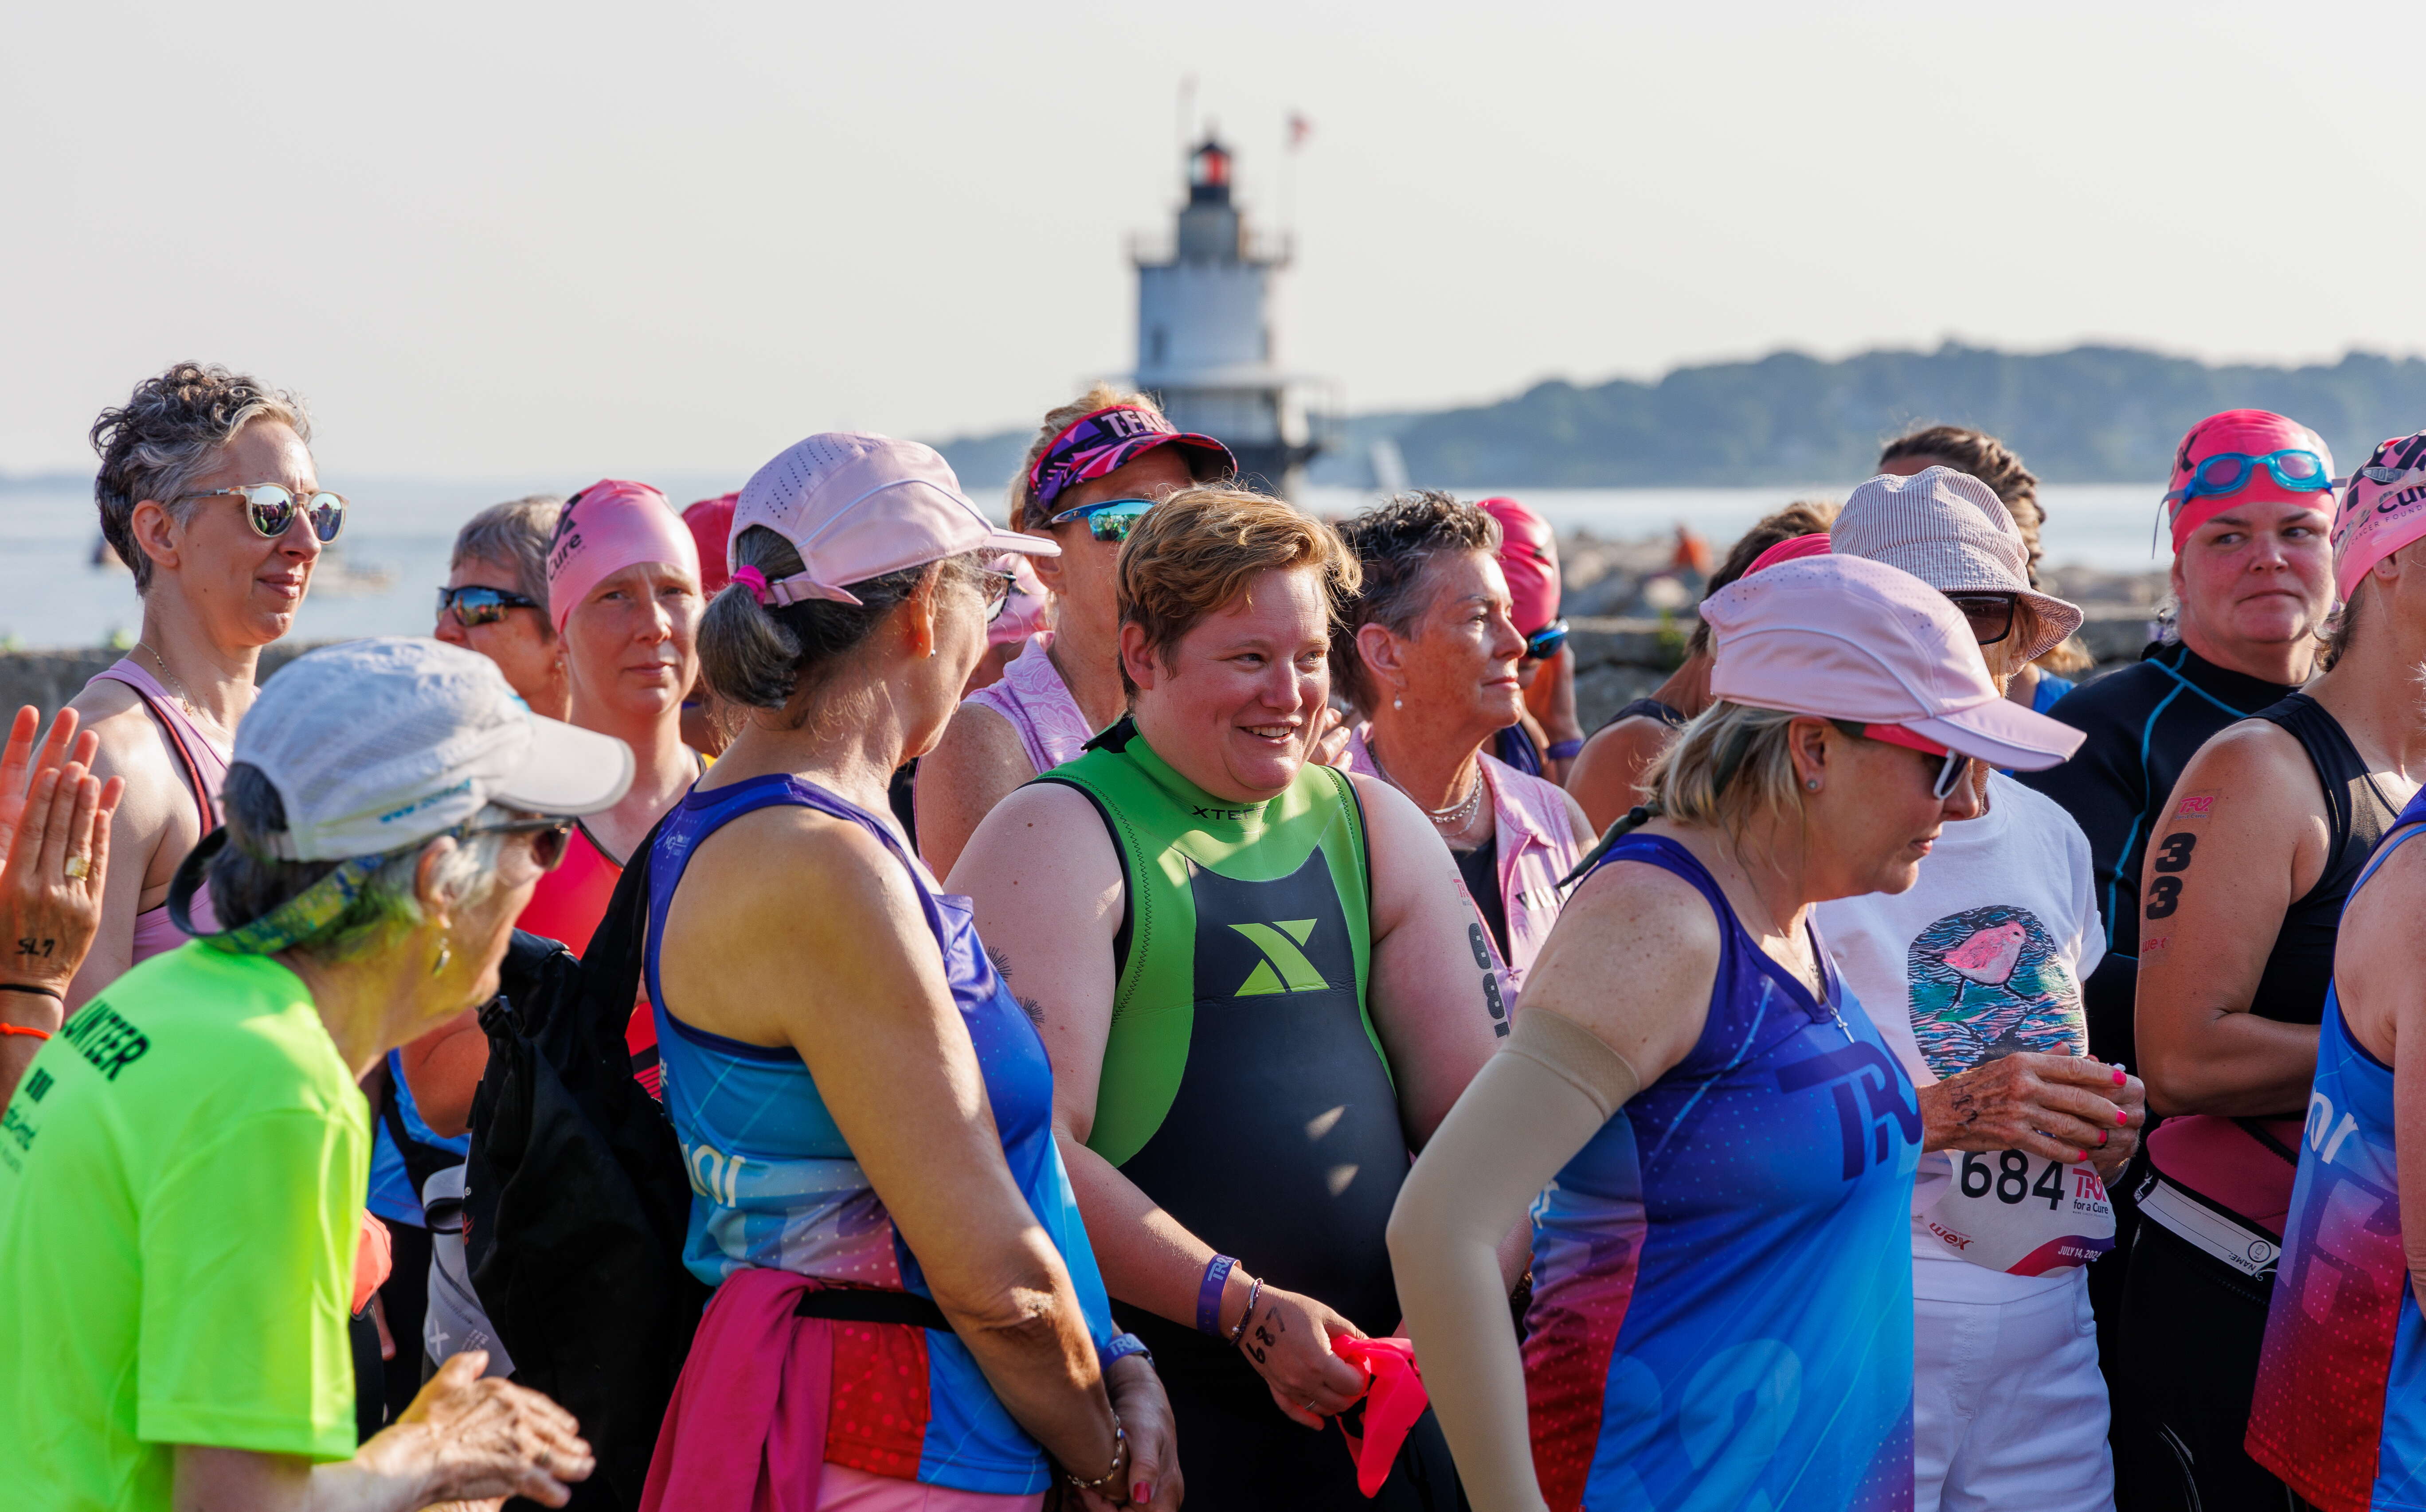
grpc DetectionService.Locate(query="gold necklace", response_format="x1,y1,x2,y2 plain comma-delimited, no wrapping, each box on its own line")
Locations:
134,641,231,742
1369,738,1485,831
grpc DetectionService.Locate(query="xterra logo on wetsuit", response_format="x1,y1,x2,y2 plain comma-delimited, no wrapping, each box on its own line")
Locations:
1776,1041,1921,1180
1188,852,1355,1004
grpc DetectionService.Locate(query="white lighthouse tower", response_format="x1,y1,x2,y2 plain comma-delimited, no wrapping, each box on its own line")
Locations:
1133,134,1323,499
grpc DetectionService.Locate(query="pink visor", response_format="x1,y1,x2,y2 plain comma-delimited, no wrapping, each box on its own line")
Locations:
1478,496,1561,634
547,480,701,633
1700,554,2084,771
2334,430,2426,601
1745,532,1831,575
2164,409,2335,553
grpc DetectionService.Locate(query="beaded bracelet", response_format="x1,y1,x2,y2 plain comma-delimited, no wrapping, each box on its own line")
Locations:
1063,1410,1127,1495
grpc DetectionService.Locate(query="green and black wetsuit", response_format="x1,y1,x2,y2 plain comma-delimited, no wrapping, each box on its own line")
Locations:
1041,718,1464,1512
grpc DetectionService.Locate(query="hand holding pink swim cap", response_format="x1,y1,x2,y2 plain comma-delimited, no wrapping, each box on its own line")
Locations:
1478,497,1561,636
2334,431,2426,601
547,480,701,633
2163,410,2335,554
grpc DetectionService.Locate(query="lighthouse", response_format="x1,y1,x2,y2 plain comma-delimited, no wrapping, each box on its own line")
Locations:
1133,134,1323,499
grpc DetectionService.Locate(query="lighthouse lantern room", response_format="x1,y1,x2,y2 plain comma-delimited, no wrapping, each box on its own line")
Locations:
1134,134,1323,499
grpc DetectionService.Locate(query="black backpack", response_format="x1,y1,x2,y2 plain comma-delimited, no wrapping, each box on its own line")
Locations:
462,819,708,1511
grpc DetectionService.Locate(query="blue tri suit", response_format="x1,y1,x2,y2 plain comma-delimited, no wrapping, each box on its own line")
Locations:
1523,833,1922,1512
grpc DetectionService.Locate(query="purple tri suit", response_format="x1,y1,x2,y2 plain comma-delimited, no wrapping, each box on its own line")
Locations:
2249,790,2426,1512
1523,833,1921,1512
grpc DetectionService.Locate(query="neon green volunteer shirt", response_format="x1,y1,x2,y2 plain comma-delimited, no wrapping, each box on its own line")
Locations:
0,943,367,1511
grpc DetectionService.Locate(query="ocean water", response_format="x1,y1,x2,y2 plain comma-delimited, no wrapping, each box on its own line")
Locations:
0,478,2166,651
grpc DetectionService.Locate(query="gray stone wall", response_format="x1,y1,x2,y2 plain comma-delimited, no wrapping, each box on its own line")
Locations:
0,642,327,723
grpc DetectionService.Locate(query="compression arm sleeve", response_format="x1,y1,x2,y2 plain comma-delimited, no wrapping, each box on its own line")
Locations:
1387,1008,1642,1512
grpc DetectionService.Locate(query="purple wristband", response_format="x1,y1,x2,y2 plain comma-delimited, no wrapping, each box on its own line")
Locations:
1196,1254,1237,1336
1546,738,1584,761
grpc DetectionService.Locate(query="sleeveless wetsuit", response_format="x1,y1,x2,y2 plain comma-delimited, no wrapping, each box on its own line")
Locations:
643,774,1116,1495
2123,692,2400,1512
2249,788,2426,1511
89,659,227,958
1524,832,1920,1512
1040,718,1467,1510
1596,696,1688,735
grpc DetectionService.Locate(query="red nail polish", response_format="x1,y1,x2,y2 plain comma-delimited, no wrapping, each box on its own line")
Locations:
2116,1106,2128,1125
1135,1484,1153,1504
2112,1064,2127,1086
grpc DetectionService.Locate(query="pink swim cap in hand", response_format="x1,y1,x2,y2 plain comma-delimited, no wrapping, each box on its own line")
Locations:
548,480,701,633
2334,431,2426,601
2163,410,2334,554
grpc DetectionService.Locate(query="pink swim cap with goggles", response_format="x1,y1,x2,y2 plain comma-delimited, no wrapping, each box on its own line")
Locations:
1478,497,1561,637
2161,410,2335,554
2333,430,2426,602
547,480,701,634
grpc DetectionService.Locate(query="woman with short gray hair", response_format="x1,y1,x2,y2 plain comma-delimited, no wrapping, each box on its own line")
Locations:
67,362,341,1003
0,637,634,1512
435,495,567,719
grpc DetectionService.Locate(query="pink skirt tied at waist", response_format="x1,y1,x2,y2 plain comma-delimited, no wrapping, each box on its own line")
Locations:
641,1267,1041,1512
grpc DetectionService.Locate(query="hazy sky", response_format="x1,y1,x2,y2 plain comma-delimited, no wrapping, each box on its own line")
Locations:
5,1,2418,484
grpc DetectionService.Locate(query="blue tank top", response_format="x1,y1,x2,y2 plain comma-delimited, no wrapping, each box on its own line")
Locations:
1522,833,1921,1512
2250,792,2426,1510
644,773,1116,1496
366,1048,468,1226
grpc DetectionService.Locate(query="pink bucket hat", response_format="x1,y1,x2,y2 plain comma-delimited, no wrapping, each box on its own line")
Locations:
2333,430,2426,601
1701,554,2085,771
1832,467,2085,663
734,433,1056,607
1477,497,1561,635
547,480,701,633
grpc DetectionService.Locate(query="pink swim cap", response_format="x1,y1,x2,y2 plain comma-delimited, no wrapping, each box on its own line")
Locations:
2333,431,2426,601
2164,410,2334,553
1745,533,1832,575
682,493,738,598
1478,497,1560,635
547,480,701,633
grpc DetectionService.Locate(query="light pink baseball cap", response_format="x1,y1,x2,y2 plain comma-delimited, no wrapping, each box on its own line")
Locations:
732,433,1057,607
1700,553,2085,771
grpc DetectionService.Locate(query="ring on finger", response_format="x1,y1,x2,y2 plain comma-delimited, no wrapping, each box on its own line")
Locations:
63,856,88,879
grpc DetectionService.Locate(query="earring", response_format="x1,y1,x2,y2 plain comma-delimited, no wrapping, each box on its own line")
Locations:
1805,779,1821,792
432,941,452,977
1393,695,1403,710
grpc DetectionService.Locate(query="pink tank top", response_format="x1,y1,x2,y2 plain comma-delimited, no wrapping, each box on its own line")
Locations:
960,633,1095,776
91,660,229,962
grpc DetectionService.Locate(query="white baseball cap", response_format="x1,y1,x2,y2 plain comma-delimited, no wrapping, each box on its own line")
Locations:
1831,467,2084,664
237,637,634,861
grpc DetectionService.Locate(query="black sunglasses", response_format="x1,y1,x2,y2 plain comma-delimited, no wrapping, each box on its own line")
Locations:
462,815,574,871
1944,592,2017,646
438,584,543,629
178,483,347,543
1524,619,1570,660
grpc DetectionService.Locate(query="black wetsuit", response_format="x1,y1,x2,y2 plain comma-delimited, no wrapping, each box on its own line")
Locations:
1596,696,1688,736
2114,692,2397,1512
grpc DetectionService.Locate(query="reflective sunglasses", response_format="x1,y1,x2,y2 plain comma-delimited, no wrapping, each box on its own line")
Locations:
1942,592,2016,647
1045,496,1158,544
463,815,575,871
1523,619,1570,660
437,584,542,629
2163,449,2333,508
981,569,1018,623
178,483,347,542
1832,719,1972,800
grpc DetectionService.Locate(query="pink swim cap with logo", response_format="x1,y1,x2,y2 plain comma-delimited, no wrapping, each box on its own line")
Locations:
547,480,701,633
2334,430,2426,601
2164,410,2334,554
1478,497,1561,635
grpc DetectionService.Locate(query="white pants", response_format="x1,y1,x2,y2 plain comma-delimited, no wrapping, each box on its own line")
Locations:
1913,1268,2114,1512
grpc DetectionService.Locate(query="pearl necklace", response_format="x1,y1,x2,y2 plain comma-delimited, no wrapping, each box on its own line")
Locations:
1369,740,1485,832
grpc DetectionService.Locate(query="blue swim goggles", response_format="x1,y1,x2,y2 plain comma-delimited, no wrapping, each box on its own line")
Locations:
2155,448,2336,553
